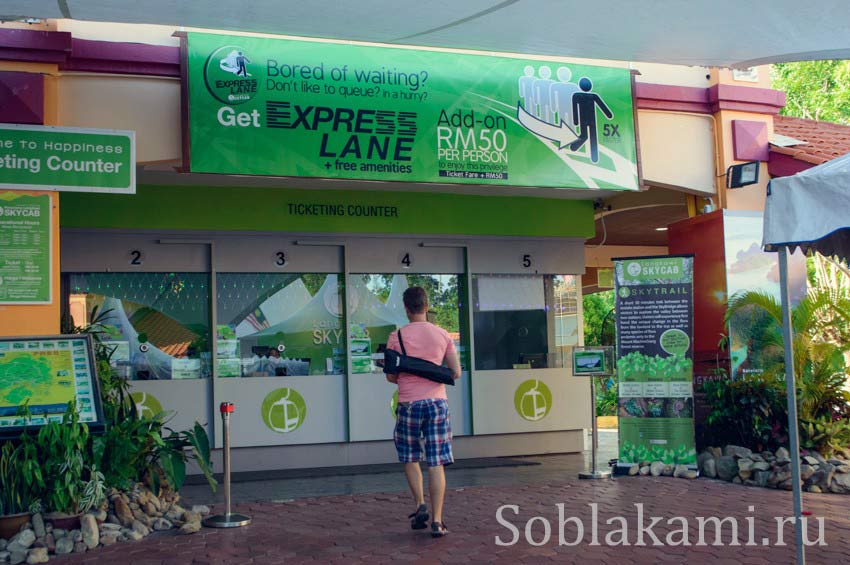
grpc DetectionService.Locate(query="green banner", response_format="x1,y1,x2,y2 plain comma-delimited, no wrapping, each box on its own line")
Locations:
0,192,51,304
0,125,135,194
614,255,696,466
187,32,638,191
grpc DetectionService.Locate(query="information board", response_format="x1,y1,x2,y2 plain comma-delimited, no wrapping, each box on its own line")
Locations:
186,32,639,191
614,255,696,467
0,192,51,304
0,334,104,438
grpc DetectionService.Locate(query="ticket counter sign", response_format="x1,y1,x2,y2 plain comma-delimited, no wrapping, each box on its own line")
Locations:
614,255,696,466
186,32,638,191
0,125,135,194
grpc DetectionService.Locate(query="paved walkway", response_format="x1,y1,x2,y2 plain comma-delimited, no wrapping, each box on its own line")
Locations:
56,433,850,563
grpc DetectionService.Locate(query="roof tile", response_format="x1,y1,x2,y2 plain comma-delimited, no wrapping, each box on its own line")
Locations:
771,115,850,164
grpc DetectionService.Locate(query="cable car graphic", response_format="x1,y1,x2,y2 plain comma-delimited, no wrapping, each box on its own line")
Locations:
267,389,302,433
519,380,549,421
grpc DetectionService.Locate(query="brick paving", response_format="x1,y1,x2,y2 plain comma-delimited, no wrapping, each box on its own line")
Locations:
56,476,850,564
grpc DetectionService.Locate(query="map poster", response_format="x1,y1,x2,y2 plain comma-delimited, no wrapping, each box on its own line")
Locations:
0,192,51,304
614,256,697,467
0,335,104,437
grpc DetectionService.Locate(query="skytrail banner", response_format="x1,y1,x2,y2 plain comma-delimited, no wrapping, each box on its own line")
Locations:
186,32,638,190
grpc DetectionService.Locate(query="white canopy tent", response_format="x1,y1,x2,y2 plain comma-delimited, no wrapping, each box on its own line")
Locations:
7,0,850,68
764,154,850,564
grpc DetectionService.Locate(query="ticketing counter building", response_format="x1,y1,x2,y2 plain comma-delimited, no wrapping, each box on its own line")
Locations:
0,20,786,471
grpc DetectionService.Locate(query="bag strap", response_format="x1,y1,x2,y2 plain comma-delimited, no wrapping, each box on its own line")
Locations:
397,328,407,356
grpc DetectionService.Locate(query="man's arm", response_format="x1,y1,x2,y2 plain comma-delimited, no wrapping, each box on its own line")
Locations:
385,331,399,383
444,340,462,380
595,94,613,119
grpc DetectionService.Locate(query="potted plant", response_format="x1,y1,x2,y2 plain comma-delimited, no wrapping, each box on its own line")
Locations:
0,441,43,540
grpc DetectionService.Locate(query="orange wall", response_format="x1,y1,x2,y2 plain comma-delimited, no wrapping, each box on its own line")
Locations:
0,190,61,336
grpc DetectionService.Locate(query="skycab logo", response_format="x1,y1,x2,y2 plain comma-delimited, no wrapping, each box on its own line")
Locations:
203,45,258,104
0,205,40,218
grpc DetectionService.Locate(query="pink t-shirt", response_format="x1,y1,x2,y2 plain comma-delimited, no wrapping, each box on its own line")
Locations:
386,321,456,402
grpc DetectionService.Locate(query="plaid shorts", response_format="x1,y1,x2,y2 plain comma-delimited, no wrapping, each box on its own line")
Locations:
394,398,454,467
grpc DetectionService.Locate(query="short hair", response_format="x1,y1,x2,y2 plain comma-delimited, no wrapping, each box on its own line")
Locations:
403,286,428,314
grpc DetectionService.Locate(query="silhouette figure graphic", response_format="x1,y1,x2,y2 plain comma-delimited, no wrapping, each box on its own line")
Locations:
549,67,580,127
236,51,251,77
518,65,536,113
570,77,613,163
532,66,555,123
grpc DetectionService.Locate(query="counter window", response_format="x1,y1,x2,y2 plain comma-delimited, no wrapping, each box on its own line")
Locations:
216,273,344,377
68,273,211,380
472,274,578,370
348,274,464,373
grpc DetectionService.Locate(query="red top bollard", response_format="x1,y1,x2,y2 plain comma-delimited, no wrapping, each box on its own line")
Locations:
220,402,235,413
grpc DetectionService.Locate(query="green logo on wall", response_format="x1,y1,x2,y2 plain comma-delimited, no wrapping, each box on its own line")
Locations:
618,287,630,299
204,45,258,105
130,392,163,419
514,380,552,422
261,388,307,433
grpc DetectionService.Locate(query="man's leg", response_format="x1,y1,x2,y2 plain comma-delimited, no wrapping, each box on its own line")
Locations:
404,462,425,506
427,465,446,523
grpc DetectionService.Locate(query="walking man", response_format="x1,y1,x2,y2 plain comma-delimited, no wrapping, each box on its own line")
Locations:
385,286,461,537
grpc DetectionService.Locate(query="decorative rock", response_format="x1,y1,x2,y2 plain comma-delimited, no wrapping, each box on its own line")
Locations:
732,476,743,484
152,518,173,531
776,447,790,459
149,496,162,513
800,464,815,481
737,458,754,472
70,530,82,543
26,547,48,564
835,465,850,474
9,551,26,565
751,461,771,472
750,454,764,463
123,530,143,542
673,464,689,478
703,458,717,479
697,452,713,472
130,520,149,537
100,534,118,547
809,466,835,491
100,523,122,532
11,531,35,551
190,505,211,516
30,515,44,541
0,552,8,562
639,465,651,476
44,534,54,554
808,485,823,493
178,522,201,535
650,461,664,476
707,446,722,459
739,469,752,481
106,513,120,526
829,472,850,494
132,509,152,527
114,497,134,527
828,458,844,465
754,470,772,487
716,456,739,481
182,511,201,525
143,502,157,516
780,479,794,491
52,529,65,539
724,445,753,459
681,470,698,479
0,539,6,551
639,461,651,468
54,537,74,555
73,542,86,554
662,464,675,477
803,455,820,466
90,509,107,523
776,457,791,466
627,464,639,476
80,514,99,550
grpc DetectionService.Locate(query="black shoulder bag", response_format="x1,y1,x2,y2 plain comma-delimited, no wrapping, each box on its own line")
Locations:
382,329,455,386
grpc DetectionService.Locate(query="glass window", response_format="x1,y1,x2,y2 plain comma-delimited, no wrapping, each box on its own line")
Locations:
68,273,211,380
347,274,466,374
216,273,344,377
472,274,578,370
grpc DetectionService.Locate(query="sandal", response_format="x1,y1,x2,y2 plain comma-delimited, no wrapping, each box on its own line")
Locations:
408,504,429,530
431,521,449,538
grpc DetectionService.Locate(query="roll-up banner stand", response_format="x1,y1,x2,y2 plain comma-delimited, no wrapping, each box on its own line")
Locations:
613,255,696,472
